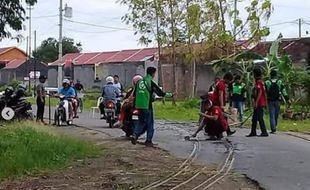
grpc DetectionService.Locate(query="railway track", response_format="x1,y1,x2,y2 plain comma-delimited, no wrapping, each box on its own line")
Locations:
42,116,236,190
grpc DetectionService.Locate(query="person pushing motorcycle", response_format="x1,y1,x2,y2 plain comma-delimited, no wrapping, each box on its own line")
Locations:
56,79,76,121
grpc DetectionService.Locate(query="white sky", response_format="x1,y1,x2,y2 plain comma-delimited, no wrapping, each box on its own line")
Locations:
1,0,310,53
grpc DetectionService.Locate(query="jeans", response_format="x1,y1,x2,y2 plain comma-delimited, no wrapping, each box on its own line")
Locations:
232,101,244,122
36,97,45,122
134,109,154,143
198,101,205,124
269,101,280,132
250,106,268,135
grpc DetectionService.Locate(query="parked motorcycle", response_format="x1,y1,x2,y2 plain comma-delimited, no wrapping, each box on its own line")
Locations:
54,95,72,126
0,85,33,121
122,108,146,137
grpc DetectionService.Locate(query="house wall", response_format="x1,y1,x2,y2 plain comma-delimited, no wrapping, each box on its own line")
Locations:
0,58,48,85
0,48,26,61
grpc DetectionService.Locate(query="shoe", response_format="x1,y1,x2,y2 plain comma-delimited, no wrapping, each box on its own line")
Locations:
227,130,236,136
145,142,154,147
206,136,217,140
73,115,79,119
100,116,106,120
246,133,257,137
270,130,276,134
258,133,269,137
216,134,224,140
131,134,138,145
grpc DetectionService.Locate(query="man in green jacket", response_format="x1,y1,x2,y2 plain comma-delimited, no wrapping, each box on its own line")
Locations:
230,74,247,122
265,70,290,133
131,67,173,147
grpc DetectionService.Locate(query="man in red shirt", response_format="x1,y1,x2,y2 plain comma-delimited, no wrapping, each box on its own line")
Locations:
192,99,227,140
246,68,269,137
208,72,236,136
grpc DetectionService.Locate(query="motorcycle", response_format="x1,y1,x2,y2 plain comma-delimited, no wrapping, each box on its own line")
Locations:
104,101,118,128
54,95,71,126
122,108,147,137
0,86,33,121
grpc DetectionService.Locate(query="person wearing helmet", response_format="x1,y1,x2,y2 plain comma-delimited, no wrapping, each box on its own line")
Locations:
36,75,47,123
69,80,79,118
191,99,227,140
57,78,76,121
99,76,120,119
114,75,143,128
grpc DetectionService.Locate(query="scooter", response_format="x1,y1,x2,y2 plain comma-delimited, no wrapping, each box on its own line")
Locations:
122,108,147,137
54,95,72,126
104,101,118,128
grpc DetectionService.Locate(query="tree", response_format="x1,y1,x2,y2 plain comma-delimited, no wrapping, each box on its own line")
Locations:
33,37,82,63
0,0,37,41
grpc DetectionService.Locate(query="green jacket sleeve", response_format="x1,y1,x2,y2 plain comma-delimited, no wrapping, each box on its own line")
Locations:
151,80,173,98
279,80,289,101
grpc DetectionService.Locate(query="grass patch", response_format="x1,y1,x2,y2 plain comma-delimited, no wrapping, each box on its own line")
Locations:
0,121,101,181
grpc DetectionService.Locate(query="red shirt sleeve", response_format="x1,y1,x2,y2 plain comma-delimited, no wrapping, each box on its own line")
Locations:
217,81,226,92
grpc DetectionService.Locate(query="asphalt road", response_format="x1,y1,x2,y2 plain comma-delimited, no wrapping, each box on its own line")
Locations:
33,106,310,190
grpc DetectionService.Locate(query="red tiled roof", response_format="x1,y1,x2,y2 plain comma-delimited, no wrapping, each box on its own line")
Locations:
4,58,26,69
85,51,119,64
125,48,157,62
50,53,81,66
0,47,12,54
74,53,98,65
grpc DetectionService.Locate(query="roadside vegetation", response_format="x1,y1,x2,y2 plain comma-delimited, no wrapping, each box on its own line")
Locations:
0,121,101,181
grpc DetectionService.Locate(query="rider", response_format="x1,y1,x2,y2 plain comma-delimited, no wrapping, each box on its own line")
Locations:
192,99,228,140
57,79,76,121
74,79,84,110
114,75,143,128
99,76,120,119
70,80,79,118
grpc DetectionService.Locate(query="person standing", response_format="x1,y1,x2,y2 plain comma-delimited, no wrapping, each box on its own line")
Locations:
113,75,124,115
131,67,174,147
208,72,236,136
265,70,290,133
36,75,47,123
208,77,220,92
246,68,269,137
231,74,247,122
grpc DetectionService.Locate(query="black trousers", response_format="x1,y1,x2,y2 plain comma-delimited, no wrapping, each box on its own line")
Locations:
250,106,268,135
205,119,224,137
36,97,45,121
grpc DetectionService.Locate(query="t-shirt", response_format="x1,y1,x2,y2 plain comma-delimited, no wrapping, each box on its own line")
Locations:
207,106,228,131
113,83,122,101
208,80,226,106
58,87,76,100
254,79,267,107
36,83,45,97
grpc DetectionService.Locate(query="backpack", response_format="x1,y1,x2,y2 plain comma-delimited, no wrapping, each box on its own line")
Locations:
267,80,280,102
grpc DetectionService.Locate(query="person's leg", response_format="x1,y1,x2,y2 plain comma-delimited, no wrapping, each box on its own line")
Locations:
145,110,154,145
257,106,268,136
225,113,236,136
274,101,280,131
36,97,41,121
269,102,276,132
132,109,146,145
238,101,244,122
40,98,45,122
247,108,258,136
73,99,78,118
116,100,121,115
99,102,105,119
68,102,73,120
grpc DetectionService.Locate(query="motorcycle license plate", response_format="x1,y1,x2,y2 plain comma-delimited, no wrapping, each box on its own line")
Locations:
132,115,138,120
105,109,114,112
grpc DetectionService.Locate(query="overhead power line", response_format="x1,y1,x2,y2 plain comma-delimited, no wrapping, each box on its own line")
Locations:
63,19,134,31
64,27,127,34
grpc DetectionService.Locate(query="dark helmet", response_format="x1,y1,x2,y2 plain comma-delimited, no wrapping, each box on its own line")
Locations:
39,75,47,80
17,84,27,91
4,86,14,97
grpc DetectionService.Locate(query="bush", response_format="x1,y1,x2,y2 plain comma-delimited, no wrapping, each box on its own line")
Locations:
0,122,101,181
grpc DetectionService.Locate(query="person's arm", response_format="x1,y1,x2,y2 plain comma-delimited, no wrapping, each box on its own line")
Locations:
280,81,289,101
199,112,219,121
242,84,247,100
115,87,121,97
255,83,262,109
151,80,173,98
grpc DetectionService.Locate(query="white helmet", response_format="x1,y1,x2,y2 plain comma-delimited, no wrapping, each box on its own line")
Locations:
106,76,114,84
62,78,70,84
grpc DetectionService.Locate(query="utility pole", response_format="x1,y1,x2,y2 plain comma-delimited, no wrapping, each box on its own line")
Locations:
299,18,302,38
34,30,37,96
27,5,33,93
233,0,237,39
58,0,63,88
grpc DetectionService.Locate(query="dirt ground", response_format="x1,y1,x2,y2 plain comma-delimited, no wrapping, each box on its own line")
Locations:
0,126,259,190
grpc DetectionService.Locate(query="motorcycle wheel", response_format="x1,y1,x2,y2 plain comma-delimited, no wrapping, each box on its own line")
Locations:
57,110,63,126
107,116,113,128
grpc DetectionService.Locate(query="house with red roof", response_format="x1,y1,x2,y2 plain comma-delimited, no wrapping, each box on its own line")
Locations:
0,47,48,85
48,47,158,88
